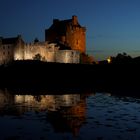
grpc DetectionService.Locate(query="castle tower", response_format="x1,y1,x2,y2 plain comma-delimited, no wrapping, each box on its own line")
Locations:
0,35,24,64
45,15,86,53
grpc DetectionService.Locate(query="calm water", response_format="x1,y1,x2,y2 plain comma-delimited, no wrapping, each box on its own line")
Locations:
0,89,140,140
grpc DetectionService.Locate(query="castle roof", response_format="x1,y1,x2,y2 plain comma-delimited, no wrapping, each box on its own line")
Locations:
0,35,23,45
1,37,18,44
46,16,82,36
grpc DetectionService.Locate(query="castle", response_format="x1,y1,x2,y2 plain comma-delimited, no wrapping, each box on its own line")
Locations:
0,16,86,65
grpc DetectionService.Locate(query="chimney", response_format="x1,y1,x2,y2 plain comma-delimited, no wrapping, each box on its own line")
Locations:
72,15,78,25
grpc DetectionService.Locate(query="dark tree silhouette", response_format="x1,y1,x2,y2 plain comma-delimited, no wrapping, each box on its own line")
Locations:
112,52,132,64
33,53,42,60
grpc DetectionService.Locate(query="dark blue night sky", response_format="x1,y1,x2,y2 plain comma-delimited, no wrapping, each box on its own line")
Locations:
0,0,140,60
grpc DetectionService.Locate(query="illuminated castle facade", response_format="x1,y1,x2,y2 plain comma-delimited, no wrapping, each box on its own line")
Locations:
0,16,86,65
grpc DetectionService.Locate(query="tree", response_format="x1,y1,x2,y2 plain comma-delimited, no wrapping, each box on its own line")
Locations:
80,53,94,64
113,52,132,64
33,53,42,61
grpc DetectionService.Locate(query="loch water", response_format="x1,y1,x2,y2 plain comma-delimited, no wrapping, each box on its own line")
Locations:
0,89,140,140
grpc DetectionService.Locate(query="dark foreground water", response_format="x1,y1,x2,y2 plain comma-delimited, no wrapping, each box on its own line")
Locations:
0,89,140,140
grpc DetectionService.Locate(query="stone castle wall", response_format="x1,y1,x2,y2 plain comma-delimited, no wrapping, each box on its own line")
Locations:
0,44,14,64
22,42,80,63
55,50,80,63
14,36,24,60
24,42,49,61
0,41,80,64
0,40,80,65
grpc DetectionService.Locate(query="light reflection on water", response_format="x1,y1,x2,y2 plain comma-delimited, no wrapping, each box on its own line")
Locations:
0,89,140,140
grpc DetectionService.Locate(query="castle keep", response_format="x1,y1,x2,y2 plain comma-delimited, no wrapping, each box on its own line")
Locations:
45,16,86,53
0,16,86,65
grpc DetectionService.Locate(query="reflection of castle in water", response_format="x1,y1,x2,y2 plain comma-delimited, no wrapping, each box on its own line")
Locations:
0,89,90,136
47,97,86,136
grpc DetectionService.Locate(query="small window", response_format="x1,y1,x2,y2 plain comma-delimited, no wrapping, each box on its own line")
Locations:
8,51,10,55
3,46,5,49
77,40,79,45
3,52,5,55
